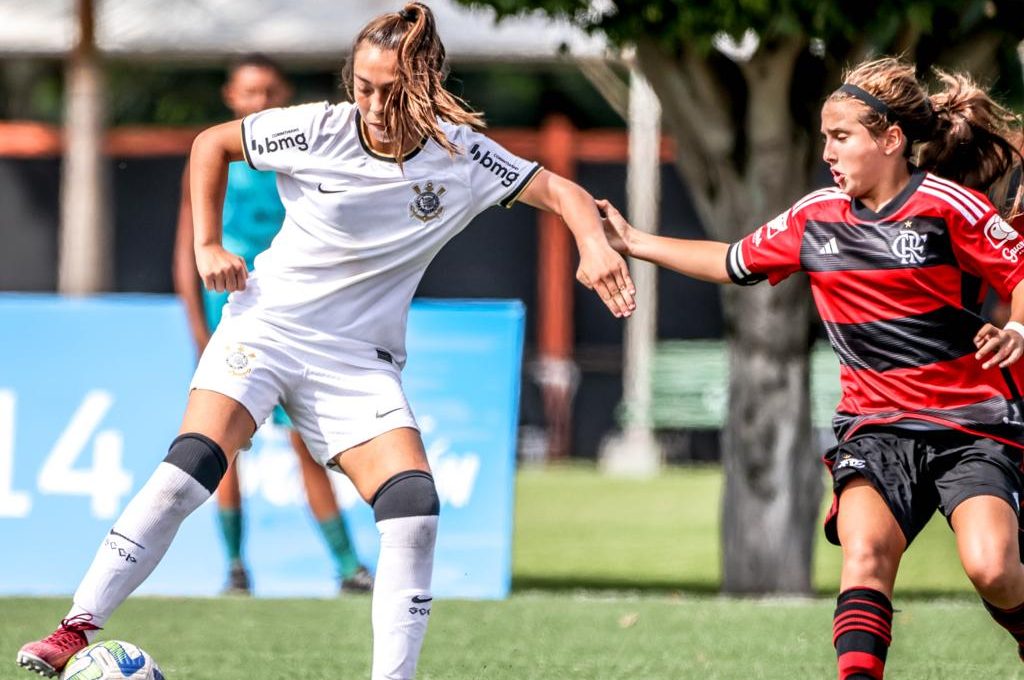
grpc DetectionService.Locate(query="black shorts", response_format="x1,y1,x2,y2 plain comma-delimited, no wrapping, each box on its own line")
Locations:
823,428,1023,547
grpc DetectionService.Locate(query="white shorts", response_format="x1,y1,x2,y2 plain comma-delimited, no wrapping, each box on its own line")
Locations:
189,312,418,467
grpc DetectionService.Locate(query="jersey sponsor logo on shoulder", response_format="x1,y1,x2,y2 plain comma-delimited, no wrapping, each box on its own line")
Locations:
410,181,446,222
984,214,1019,248
469,143,519,188
982,214,1024,261
890,222,927,265
256,128,309,155
765,213,787,240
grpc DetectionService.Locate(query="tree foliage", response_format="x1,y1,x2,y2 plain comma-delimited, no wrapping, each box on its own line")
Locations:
460,0,1024,594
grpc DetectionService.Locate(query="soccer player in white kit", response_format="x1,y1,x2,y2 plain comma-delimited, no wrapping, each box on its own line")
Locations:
16,3,636,679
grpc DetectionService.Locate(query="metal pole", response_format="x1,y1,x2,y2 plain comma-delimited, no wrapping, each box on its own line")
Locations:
599,66,662,477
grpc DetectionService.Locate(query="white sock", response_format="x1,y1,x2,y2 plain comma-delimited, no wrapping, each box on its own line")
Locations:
66,461,213,630
371,515,438,680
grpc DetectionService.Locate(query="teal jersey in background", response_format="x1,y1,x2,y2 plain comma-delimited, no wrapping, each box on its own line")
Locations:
202,162,286,330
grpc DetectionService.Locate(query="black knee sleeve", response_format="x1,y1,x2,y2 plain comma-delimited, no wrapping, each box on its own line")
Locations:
372,470,440,522
165,433,228,494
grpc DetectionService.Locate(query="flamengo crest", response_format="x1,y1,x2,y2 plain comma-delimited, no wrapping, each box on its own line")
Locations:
890,221,927,265
410,182,446,222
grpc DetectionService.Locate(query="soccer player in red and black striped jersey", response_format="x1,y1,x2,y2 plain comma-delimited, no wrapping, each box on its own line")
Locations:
599,57,1024,678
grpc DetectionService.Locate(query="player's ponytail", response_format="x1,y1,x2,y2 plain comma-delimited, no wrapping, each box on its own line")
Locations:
344,2,485,167
830,57,1023,212
918,68,1023,208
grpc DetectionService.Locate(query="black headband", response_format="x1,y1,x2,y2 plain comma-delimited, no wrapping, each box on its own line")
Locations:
836,82,933,141
838,83,891,120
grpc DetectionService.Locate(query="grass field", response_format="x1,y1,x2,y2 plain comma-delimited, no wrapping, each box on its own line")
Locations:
2,465,1016,679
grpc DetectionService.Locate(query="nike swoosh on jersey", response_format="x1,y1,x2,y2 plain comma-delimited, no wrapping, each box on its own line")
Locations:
317,183,348,194
376,407,403,418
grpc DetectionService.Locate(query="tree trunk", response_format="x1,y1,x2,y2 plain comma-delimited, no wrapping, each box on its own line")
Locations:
720,278,818,593
638,37,823,594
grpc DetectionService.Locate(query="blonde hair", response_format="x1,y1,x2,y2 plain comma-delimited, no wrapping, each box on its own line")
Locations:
829,57,1023,211
342,2,484,166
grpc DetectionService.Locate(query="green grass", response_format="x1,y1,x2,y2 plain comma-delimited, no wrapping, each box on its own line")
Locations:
514,464,973,596
1,465,1005,679
2,595,1019,679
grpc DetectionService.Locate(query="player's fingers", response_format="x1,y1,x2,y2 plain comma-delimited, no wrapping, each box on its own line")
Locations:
231,261,247,291
980,333,1012,368
999,343,1024,368
620,265,635,294
600,200,621,220
975,323,997,346
595,280,623,317
986,343,1010,370
614,275,635,311
976,333,1001,360
606,279,630,318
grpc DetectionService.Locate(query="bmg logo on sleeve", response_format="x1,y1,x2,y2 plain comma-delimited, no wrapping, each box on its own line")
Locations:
256,128,309,154
469,143,519,188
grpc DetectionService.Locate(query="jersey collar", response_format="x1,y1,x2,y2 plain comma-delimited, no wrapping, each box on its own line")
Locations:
849,165,927,221
355,111,427,164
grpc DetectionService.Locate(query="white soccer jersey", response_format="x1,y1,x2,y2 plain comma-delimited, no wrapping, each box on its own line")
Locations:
231,101,542,367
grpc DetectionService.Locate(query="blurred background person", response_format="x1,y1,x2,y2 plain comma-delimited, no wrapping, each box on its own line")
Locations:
172,53,372,596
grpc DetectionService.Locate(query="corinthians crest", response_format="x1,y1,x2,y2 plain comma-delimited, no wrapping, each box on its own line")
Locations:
409,182,446,222
225,344,256,377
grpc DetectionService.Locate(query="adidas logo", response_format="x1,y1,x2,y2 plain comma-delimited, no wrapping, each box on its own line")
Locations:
819,237,839,255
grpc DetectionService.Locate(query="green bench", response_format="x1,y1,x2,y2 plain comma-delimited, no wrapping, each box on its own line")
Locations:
649,340,842,429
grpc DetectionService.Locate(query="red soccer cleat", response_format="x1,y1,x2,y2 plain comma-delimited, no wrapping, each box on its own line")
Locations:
16,614,100,677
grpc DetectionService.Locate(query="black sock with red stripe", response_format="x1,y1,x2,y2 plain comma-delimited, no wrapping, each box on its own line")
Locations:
983,599,1024,661
833,587,893,679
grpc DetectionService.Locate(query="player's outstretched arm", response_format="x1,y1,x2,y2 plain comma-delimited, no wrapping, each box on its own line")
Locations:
596,199,732,284
189,120,249,293
519,170,636,318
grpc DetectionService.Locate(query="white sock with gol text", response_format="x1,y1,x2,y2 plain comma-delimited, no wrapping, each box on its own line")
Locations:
371,515,438,680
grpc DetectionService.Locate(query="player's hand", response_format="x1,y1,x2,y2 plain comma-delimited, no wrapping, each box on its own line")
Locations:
576,237,636,318
595,199,632,257
196,244,248,293
975,322,1024,369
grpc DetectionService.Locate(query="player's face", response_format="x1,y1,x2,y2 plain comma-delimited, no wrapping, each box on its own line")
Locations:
820,99,892,201
222,66,292,118
352,44,400,146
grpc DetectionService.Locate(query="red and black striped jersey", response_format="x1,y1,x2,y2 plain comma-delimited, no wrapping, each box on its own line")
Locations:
725,168,1024,448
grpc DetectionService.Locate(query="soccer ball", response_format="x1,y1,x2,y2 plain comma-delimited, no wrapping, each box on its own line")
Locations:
60,640,164,680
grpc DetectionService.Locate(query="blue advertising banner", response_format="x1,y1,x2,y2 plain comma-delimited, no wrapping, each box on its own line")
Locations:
0,294,523,599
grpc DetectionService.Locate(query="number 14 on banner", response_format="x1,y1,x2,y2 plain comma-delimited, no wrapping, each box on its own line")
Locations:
0,389,133,519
